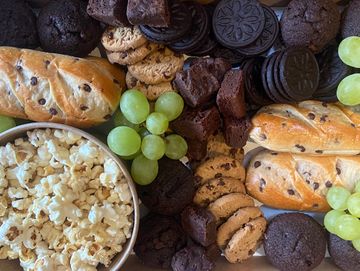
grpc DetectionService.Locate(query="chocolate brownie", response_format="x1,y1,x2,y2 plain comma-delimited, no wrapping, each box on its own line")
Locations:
341,0,360,38
134,214,187,269
87,0,130,26
280,0,340,53
171,106,221,141
181,205,217,247
37,0,102,57
223,117,252,149
171,245,215,271
137,158,195,215
216,70,246,119
190,57,231,83
328,233,360,271
264,213,326,271
186,138,208,161
0,0,39,49
127,0,170,27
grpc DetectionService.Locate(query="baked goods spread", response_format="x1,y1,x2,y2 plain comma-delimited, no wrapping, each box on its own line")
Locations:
0,0,360,270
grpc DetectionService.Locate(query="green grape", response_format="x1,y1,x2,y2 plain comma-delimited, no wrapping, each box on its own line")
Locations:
165,134,188,160
131,154,158,185
146,112,169,135
155,92,184,121
338,36,360,68
335,214,360,240
120,89,150,124
141,135,166,160
355,182,360,193
0,115,16,133
337,74,360,106
120,149,141,160
138,127,151,139
324,210,346,234
353,239,360,252
347,193,360,218
107,126,141,156
113,110,140,131
326,186,351,210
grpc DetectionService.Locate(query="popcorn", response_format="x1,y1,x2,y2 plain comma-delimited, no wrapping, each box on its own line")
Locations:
0,129,133,270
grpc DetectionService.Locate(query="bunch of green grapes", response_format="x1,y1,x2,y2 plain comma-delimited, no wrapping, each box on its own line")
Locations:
337,36,360,105
107,90,187,185
0,115,16,133
324,182,360,252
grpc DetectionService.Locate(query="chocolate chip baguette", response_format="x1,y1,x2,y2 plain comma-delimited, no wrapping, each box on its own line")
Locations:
0,47,126,128
246,149,360,212
250,100,360,155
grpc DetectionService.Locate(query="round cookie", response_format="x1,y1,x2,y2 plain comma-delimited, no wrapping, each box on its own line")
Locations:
328,233,360,271
107,42,160,65
264,213,326,271
37,0,102,57
134,214,187,269
0,0,39,49
137,158,195,215
127,48,184,85
125,72,175,101
102,26,148,52
280,0,340,53
206,132,245,161
341,0,360,38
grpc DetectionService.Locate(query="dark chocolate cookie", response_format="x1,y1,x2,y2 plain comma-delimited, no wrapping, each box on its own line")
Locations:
137,158,195,215
328,233,360,271
237,5,279,56
212,0,265,48
341,0,360,38
37,0,102,57
139,0,192,44
172,245,215,271
169,2,210,54
264,213,326,271
280,0,340,53
0,0,39,49
134,214,187,269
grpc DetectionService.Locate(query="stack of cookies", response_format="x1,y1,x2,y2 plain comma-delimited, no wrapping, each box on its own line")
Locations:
102,25,184,100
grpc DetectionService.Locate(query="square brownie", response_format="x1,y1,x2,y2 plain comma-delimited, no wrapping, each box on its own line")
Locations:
87,0,130,26
223,117,252,148
126,0,170,27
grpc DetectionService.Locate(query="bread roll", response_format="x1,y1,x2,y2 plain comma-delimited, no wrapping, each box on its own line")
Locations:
246,149,360,212
0,47,126,127
250,101,360,155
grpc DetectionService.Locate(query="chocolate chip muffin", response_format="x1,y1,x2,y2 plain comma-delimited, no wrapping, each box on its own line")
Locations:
37,0,102,57
134,214,187,269
328,233,360,271
0,0,39,49
264,213,326,271
280,0,340,53
341,0,360,38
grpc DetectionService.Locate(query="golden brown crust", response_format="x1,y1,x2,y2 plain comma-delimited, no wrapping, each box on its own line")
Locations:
246,149,360,212
0,47,125,127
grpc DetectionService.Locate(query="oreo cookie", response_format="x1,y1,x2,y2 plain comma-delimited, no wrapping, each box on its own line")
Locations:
140,0,192,44
169,2,210,54
212,0,265,48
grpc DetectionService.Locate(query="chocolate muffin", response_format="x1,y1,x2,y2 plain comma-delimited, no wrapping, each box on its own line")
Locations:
137,158,195,215
37,0,102,57
280,0,340,53
264,213,326,271
26,0,50,8
134,214,187,269
0,0,39,49
328,233,360,271
341,0,360,38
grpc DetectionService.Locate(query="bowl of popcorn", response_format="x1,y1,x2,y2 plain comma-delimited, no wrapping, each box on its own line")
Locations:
0,122,140,271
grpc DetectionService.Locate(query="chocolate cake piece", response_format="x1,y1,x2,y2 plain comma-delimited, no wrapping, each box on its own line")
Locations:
217,69,247,119
190,57,232,83
127,0,170,27
171,106,221,141
174,65,220,108
172,245,215,271
223,117,252,148
87,0,130,26
186,138,208,161
181,205,217,247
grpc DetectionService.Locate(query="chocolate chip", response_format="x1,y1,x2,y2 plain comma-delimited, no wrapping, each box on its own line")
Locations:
351,123,356,128
336,167,341,175
287,189,295,195
295,144,306,152
315,150,323,154
83,84,91,92
45,60,50,68
305,179,310,184
254,161,261,168
320,114,328,123
49,108,58,115
108,31,114,39
307,113,315,120
30,77,38,86
104,114,111,120
313,182,319,190
16,65,22,71
113,79,120,84
271,152,278,155
282,123,287,128
259,178,266,192
322,102,328,107
214,173,222,178
266,167,271,170
313,203,319,208
80,105,88,111
325,181,332,188
38,98,46,105
218,179,225,186
260,134,267,140
221,163,231,171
